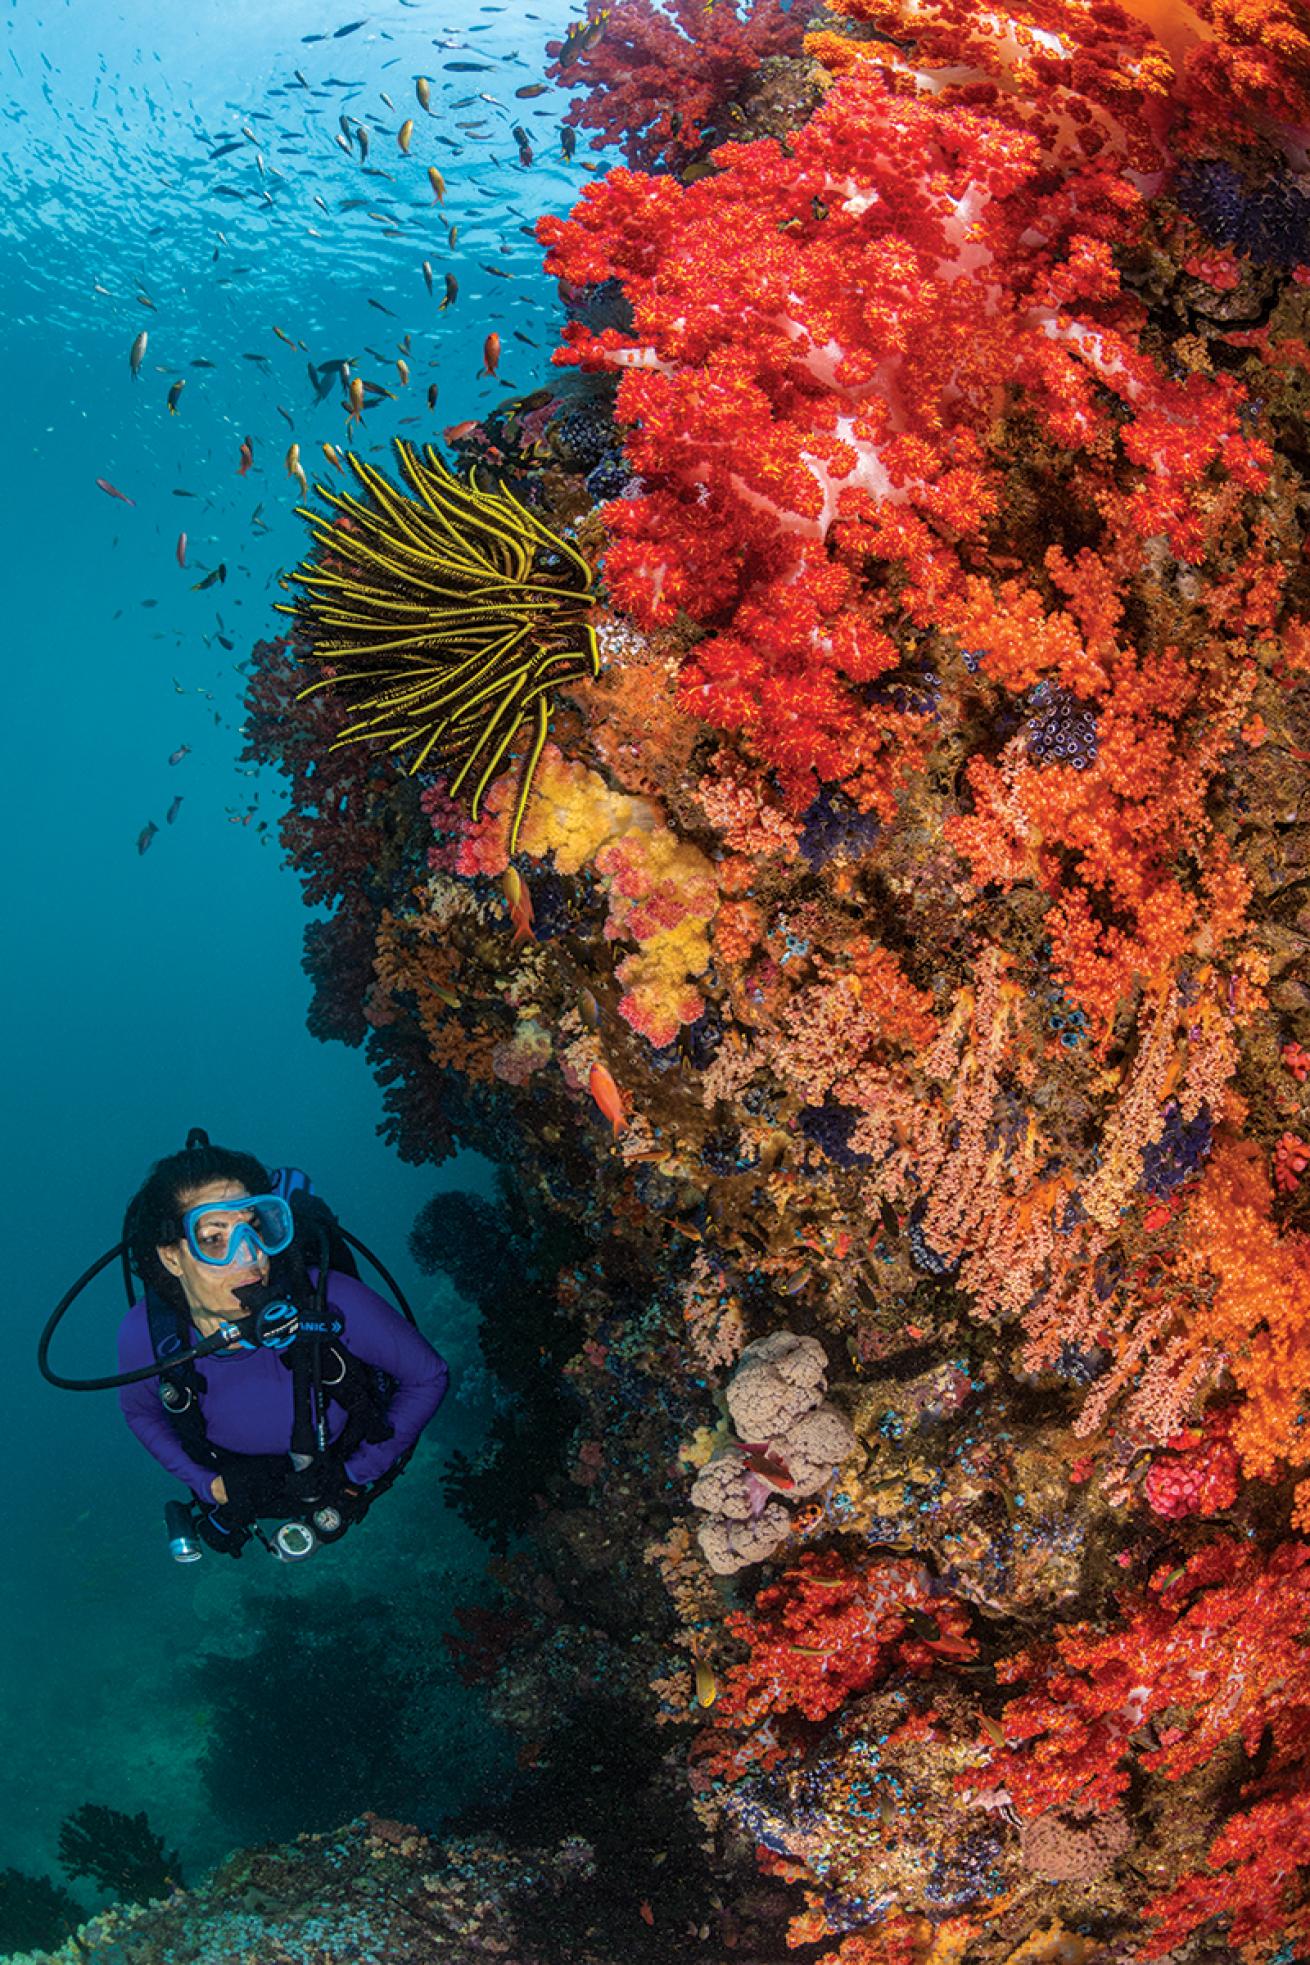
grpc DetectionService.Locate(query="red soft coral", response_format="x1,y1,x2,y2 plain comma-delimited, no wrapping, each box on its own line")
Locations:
971,1539,1310,1822
713,1550,977,1732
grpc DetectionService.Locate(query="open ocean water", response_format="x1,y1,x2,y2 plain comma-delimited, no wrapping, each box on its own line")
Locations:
1,0,581,1928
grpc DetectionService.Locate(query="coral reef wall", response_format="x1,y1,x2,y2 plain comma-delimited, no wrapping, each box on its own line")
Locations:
59,2,1310,1960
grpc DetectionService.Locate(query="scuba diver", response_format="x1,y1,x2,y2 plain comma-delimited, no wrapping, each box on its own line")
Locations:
39,1131,449,1564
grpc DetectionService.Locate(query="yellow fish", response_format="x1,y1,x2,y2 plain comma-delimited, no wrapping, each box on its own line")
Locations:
694,1661,717,1709
398,117,415,154
285,442,308,498
428,166,445,204
417,76,432,112
397,356,410,386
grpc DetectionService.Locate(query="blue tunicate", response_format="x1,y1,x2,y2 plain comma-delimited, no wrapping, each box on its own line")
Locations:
1022,682,1099,769
799,1099,874,1167
1140,1096,1213,1197
798,789,881,868
1175,158,1310,269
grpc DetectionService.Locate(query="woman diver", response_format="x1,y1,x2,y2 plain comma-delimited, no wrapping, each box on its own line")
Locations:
110,1136,449,1560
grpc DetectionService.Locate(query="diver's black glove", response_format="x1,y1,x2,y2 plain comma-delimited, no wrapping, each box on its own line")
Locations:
196,1505,251,1559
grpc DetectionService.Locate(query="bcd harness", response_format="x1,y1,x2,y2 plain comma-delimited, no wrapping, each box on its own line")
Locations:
145,1286,398,1493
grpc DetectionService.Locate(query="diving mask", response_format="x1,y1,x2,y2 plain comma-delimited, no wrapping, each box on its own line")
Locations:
180,1194,295,1268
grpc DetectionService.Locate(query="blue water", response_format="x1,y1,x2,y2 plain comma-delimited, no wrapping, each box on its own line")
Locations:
1,0,592,1915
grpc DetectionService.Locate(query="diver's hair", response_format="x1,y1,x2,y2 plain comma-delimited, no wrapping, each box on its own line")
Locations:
123,1141,272,1308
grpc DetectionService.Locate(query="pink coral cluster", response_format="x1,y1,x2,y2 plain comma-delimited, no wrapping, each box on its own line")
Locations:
547,0,815,174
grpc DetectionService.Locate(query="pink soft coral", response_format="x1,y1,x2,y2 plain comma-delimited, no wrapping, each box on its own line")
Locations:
546,0,816,175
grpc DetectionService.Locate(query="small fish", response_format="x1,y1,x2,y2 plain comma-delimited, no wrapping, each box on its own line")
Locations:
694,1660,717,1709
784,1265,811,1296
561,125,576,160
502,865,534,945
168,744,191,765
95,477,135,505
448,223,459,249
440,272,458,310
322,441,345,470
334,17,367,35
166,794,184,825
396,356,410,386
277,404,295,430
478,330,500,377
192,563,226,591
588,1062,626,1137
137,821,159,856
427,381,439,411
398,116,414,152
558,9,609,66
286,441,309,497
428,164,445,203
742,1449,794,1489
166,379,186,415
357,124,370,162
979,1715,1007,1748
515,82,548,98
176,532,188,568
638,1901,654,1928
272,324,298,348
416,75,432,112
238,436,254,475
129,329,148,379
347,375,366,426
444,418,478,442
577,987,599,1028
879,1199,900,1239
380,90,395,109
422,258,434,295
368,296,396,316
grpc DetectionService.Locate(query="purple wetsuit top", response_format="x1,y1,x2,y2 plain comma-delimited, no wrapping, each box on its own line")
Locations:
117,1267,449,1502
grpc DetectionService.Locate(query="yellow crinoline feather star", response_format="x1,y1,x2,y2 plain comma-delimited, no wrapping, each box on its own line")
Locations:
275,440,599,853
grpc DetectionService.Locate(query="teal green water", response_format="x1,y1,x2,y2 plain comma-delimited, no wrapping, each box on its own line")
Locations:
2,0,581,1913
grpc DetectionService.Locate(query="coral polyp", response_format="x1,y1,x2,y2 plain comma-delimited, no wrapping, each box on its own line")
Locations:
276,440,600,851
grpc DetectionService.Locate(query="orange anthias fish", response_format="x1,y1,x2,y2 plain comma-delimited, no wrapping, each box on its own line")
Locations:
478,330,500,378
588,1062,626,1137
502,865,535,946
175,532,187,568
237,436,254,476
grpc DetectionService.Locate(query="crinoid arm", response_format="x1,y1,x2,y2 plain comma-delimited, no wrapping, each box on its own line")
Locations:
274,439,600,852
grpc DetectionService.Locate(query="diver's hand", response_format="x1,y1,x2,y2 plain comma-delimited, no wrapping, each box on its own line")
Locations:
210,1476,229,1505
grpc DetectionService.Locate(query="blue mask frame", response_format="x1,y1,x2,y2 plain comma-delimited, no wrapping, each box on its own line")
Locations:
181,1194,295,1268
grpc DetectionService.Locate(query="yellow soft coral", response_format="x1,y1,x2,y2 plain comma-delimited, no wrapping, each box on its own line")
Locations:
515,743,660,872
456,743,719,1047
